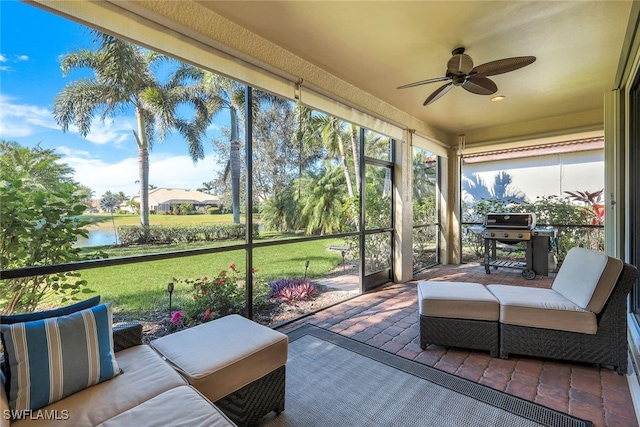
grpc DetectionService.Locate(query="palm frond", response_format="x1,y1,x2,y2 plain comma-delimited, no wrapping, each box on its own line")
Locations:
60,50,99,76
53,79,112,136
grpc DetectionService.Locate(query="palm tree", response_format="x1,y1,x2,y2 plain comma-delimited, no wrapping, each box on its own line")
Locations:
349,124,361,194
313,115,355,198
296,163,347,235
100,191,120,243
53,32,212,228
172,66,287,224
0,140,75,189
169,67,247,223
198,181,216,195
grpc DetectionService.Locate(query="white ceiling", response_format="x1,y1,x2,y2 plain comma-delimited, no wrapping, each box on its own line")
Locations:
198,1,633,144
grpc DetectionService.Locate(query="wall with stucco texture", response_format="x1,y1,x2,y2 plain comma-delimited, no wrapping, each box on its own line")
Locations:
462,150,604,203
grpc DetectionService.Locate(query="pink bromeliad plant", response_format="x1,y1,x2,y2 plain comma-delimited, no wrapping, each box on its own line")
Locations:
269,278,317,302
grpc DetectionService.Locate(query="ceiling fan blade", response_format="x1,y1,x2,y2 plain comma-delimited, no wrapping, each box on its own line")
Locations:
471,56,536,77
447,53,474,75
424,83,453,106
462,76,497,95
397,76,450,89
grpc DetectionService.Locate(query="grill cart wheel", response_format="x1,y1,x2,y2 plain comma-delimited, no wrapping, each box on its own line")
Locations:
522,269,536,280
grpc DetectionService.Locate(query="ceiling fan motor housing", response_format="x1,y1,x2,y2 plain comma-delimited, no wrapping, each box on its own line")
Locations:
452,74,468,86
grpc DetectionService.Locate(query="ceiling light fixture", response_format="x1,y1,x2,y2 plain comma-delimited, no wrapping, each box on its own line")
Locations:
491,95,506,102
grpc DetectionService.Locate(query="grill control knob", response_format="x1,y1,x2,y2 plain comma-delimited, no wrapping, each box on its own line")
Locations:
490,232,495,237
517,233,523,238
503,233,509,238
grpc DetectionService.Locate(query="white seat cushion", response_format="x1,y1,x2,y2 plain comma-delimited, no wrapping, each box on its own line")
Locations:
98,386,236,427
487,284,597,334
552,247,623,313
11,345,188,427
418,281,499,321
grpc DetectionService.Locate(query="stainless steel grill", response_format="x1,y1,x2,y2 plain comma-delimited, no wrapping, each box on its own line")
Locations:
472,213,556,280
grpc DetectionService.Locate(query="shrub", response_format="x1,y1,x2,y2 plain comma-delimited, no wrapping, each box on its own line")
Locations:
207,206,220,215
180,203,194,215
269,278,317,302
176,264,269,325
117,223,259,245
461,196,603,260
1,180,96,314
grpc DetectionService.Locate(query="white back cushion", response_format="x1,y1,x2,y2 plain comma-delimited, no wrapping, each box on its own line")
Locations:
552,247,622,312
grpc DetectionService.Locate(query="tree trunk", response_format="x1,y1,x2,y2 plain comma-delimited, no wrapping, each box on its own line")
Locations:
337,134,354,198
138,146,150,227
135,109,150,228
230,108,241,224
350,125,360,195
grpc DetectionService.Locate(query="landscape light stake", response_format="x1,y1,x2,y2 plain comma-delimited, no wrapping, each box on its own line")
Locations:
304,260,310,282
167,282,174,315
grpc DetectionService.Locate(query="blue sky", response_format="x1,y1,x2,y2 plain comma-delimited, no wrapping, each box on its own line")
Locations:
0,1,225,198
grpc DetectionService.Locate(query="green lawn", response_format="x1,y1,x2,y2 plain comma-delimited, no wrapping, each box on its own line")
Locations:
80,238,346,320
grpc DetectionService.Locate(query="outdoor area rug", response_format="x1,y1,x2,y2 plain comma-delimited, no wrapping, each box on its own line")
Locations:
258,324,591,427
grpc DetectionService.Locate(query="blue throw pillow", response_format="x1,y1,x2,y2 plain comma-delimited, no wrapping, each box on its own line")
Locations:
1,303,120,416
0,296,101,325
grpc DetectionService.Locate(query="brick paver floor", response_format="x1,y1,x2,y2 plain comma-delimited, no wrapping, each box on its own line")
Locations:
277,263,638,427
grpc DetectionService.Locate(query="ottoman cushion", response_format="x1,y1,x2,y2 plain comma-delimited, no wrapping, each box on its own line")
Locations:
418,281,499,321
151,314,288,402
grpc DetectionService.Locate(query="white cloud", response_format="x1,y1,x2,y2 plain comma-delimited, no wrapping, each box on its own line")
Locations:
72,117,133,146
0,95,133,145
62,149,222,197
149,153,221,192
0,95,59,137
0,54,29,68
55,146,92,159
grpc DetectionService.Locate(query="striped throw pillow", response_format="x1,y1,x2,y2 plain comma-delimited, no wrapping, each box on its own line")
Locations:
0,303,121,414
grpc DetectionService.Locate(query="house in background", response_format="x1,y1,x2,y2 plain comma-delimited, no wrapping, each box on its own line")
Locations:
131,188,221,214
86,199,102,214
462,137,604,204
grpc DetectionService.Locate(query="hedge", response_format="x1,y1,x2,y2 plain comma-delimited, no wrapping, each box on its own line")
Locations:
117,223,259,246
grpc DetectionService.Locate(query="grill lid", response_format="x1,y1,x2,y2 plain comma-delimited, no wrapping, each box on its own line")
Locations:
485,213,536,230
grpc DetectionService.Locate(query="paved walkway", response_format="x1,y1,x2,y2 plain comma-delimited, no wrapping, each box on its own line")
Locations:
277,262,638,427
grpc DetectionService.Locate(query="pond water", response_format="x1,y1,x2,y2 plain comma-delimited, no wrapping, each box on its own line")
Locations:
75,230,118,247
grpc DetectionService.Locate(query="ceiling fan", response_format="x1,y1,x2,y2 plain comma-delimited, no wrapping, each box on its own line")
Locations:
397,47,536,106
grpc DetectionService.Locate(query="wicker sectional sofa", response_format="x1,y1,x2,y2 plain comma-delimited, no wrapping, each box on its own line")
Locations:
419,247,639,374
2,311,287,426
1,322,237,427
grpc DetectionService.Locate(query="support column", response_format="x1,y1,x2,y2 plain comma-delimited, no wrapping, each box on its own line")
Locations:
443,145,462,264
393,135,414,282
604,89,625,258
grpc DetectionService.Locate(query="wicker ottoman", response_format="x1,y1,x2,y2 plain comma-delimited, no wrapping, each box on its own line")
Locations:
418,281,499,357
151,314,288,426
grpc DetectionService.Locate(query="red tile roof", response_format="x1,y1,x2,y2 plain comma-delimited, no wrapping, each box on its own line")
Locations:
462,137,604,164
